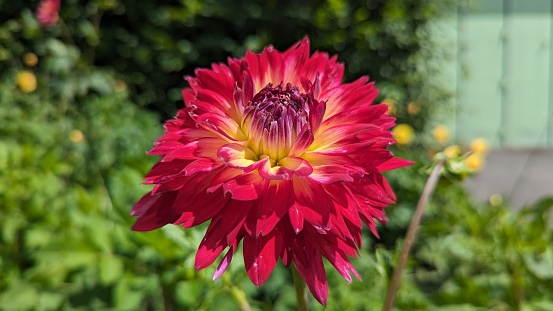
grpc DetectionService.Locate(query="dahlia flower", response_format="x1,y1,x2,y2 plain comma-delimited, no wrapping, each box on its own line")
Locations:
36,0,61,27
132,37,412,305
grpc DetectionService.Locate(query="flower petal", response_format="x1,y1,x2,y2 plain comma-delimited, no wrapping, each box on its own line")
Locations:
377,157,415,172
194,112,246,141
162,137,225,162
258,156,313,180
210,170,269,201
195,224,228,270
292,231,329,305
217,143,259,169
292,177,331,231
252,181,293,237
243,230,282,286
173,174,229,228
131,191,179,231
213,241,238,280
288,126,314,156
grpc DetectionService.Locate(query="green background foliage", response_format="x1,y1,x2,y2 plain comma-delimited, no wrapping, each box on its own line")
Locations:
1,0,552,310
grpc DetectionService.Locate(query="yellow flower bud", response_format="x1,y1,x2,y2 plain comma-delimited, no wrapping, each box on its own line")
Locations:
489,193,503,206
443,145,461,158
407,101,420,115
470,138,489,154
382,98,396,115
16,71,37,93
432,125,450,144
465,152,485,171
23,53,39,67
69,129,85,143
392,124,415,145
115,79,128,92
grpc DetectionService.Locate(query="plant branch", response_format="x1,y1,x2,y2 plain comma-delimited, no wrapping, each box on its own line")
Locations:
292,264,309,311
383,159,444,311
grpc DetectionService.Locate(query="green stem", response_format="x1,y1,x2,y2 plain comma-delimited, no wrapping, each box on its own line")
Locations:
382,160,445,311
292,264,309,311
222,274,252,311
229,285,253,311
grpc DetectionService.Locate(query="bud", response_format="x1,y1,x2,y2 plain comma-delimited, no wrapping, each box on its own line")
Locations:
23,53,39,67
432,125,450,144
470,138,489,154
16,71,37,93
392,124,415,145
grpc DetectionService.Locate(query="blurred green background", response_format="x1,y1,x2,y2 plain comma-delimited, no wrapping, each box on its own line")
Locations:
1,0,552,310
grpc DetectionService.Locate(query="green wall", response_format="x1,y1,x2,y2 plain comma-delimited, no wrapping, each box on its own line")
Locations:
449,0,553,148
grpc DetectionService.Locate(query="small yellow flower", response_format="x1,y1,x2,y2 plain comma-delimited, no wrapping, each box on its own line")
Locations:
114,79,127,92
407,101,420,115
69,129,85,143
489,193,503,206
432,125,450,144
392,124,415,145
465,152,485,172
23,53,38,67
16,70,37,93
470,138,489,154
443,145,461,158
382,98,396,115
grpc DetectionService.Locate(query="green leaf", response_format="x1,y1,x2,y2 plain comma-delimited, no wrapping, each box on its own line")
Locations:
99,254,124,285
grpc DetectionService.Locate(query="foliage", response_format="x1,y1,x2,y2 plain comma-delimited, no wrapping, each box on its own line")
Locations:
1,0,457,122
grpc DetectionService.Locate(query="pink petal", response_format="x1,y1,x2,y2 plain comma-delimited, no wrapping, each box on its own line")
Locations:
289,203,305,234
172,173,229,228
253,181,293,237
288,126,314,156
376,157,415,172
162,137,225,162
245,45,284,91
292,235,329,305
321,77,377,120
193,67,234,102
309,123,375,153
217,143,259,169
194,112,246,141
325,184,363,229
213,241,238,280
282,37,310,86
316,237,361,283
258,156,313,180
144,160,189,183
243,231,282,286
195,226,228,270
221,171,269,201
292,177,331,231
131,191,179,231
308,95,326,133
208,200,252,246
182,158,223,176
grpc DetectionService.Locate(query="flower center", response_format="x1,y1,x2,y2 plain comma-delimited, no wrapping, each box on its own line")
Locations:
243,83,312,160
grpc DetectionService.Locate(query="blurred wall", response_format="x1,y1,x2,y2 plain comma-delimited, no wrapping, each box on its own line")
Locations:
443,0,553,148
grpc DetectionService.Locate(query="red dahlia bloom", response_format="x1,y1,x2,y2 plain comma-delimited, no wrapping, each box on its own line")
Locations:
132,37,413,305
36,0,61,27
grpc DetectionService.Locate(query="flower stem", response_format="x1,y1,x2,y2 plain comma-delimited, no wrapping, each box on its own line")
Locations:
382,160,444,311
229,285,253,311
292,264,309,311
222,274,252,311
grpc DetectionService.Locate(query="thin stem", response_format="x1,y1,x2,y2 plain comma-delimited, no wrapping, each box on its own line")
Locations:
382,160,445,311
222,274,252,311
229,285,253,311
292,264,309,311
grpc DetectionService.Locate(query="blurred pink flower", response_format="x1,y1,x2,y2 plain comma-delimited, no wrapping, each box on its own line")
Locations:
36,0,61,27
